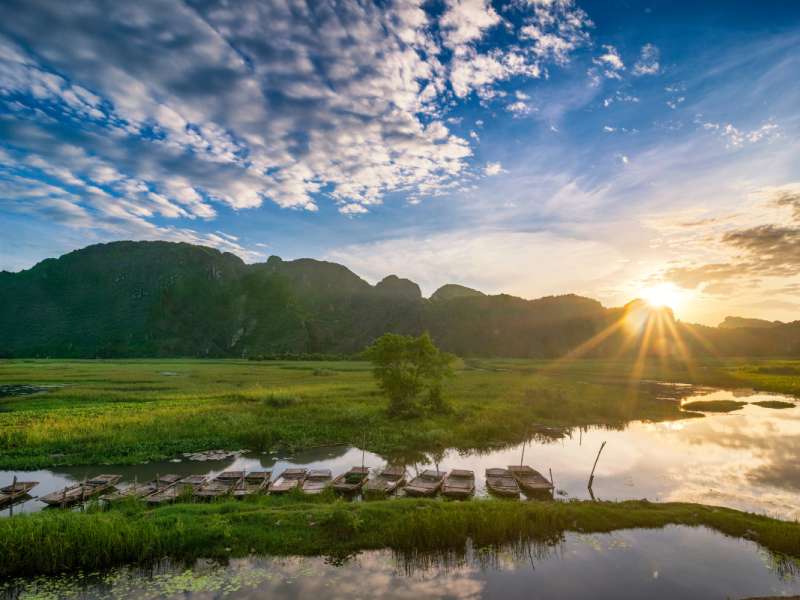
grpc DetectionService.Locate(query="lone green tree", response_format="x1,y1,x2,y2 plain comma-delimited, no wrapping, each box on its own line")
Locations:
364,332,455,416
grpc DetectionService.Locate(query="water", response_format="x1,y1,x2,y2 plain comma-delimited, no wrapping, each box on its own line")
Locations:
2,526,799,599
2,386,798,519
0,385,58,399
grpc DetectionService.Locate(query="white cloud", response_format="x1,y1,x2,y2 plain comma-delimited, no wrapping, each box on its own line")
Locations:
444,0,591,98
592,44,624,79
666,96,685,109
0,0,597,225
324,230,624,299
633,43,661,76
506,100,533,115
439,0,501,52
602,92,639,107
701,119,781,148
339,203,369,215
484,162,504,176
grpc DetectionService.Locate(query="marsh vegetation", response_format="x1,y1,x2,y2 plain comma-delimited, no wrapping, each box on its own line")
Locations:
2,496,800,578
1,356,799,584
0,357,718,469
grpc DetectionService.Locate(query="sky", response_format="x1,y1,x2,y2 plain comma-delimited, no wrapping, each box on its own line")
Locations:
1,0,799,326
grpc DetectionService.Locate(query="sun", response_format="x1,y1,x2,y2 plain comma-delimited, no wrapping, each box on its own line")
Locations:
638,282,684,311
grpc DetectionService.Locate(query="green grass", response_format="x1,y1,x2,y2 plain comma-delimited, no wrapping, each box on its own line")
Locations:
0,358,693,468
1,357,799,468
752,400,796,409
2,357,800,580
681,400,747,412
1,496,799,578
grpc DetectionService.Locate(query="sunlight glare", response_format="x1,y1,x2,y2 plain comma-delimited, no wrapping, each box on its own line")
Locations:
639,283,686,311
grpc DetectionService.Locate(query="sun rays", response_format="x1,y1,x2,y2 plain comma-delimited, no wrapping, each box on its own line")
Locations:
638,283,686,311
545,299,716,388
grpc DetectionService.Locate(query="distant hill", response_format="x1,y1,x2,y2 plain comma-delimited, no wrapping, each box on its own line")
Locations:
1,241,799,358
718,316,782,329
430,284,484,302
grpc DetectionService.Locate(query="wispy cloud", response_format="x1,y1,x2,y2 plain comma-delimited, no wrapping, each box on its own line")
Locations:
325,229,623,299
592,45,625,79
632,43,661,76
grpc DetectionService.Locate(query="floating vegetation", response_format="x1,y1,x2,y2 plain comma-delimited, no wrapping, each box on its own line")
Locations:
752,400,796,410
682,400,748,413
0,559,284,600
181,450,249,462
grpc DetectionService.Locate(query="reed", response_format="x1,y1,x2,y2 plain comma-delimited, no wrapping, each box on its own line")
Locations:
0,357,720,469
1,497,798,578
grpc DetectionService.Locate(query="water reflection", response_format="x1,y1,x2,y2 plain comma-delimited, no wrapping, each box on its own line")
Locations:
2,388,799,519
2,526,798,599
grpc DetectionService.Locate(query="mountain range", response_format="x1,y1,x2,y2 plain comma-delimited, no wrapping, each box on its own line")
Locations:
1,241,798,359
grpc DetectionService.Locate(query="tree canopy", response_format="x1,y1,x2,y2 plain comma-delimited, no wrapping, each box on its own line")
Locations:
364,332,455,416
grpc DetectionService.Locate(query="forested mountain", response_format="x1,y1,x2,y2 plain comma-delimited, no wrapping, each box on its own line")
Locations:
1,241,798,358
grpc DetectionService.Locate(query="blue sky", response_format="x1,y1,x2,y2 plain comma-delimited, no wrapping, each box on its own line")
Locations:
1,0,799,324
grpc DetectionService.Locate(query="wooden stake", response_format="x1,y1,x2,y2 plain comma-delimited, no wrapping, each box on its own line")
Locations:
588,441,606,489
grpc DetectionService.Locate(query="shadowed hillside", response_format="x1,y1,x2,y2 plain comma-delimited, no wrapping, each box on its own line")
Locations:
1,241,799,358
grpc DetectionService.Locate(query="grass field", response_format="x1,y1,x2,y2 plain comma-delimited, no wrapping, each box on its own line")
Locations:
1,494,799,578
1,357,798,469
2,357,800,579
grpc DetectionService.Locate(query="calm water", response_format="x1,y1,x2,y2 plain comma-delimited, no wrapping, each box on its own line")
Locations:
2,386,798,519
2,526,799,599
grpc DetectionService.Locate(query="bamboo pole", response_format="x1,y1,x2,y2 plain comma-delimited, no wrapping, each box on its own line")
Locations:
588,441,607,489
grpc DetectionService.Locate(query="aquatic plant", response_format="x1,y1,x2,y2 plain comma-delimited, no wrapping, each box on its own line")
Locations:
1,497,800,579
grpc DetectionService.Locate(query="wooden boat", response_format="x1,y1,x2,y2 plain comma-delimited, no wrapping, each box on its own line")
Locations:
103,474,182,503
442,469,475,499
40,474,121,507
147,475,206,505
232,471,271,498
507,465,554,497
485,468,520,498
195,471,244,499
363,466,406,497
0,479,38,506
302,469,332,494
269,468,307,494
331,466,370,494
404,469,446,497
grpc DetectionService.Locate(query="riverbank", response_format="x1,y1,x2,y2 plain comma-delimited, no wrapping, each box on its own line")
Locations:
1,496,798,578
1,358,797,469
0,358,712,469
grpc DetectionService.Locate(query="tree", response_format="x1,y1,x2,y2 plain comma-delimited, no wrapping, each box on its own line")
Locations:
364,332,455,416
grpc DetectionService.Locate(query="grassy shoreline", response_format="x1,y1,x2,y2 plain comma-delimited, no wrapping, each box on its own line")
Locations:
5,356,798,469
0,358,716,469
0,496,798,578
